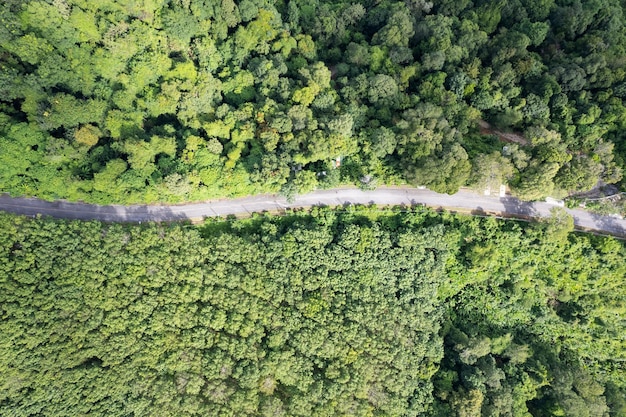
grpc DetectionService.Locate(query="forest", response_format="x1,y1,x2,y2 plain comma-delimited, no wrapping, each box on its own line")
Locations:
1,207,625,416
2,0,626,203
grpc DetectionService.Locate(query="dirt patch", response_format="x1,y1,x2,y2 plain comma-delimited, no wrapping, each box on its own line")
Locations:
477,120,529,146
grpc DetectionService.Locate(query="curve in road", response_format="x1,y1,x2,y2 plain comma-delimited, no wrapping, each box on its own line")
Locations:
1,187,625,238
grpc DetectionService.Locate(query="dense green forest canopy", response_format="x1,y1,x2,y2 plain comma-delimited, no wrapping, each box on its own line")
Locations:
1,208,625,416
1,0,626,203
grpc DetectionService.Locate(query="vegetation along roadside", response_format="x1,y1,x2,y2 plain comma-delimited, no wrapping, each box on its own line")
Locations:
2,0,626,204
1,207,625,416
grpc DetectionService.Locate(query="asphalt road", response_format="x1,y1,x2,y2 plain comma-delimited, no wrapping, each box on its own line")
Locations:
1,187,625,237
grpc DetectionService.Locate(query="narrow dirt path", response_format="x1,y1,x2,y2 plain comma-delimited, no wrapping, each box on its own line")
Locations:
478,120,529,146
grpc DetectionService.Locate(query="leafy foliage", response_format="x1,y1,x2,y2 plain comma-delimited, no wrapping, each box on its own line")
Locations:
2,0,626,202
0,208,625,416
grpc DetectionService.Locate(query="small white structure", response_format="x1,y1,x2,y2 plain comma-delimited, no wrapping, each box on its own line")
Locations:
484,185,506,197
545,197,565,207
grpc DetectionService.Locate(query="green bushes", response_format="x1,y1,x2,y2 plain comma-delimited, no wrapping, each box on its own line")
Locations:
1,207,624,415
2,0,626,203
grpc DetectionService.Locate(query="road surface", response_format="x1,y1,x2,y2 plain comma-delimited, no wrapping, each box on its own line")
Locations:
1,188,625,237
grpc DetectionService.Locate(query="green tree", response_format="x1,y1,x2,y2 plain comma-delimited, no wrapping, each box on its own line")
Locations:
555,156,603,193
372,6,414,48
406,143,471,194
74,124,101,148
368,74,398,103
469,152,514,192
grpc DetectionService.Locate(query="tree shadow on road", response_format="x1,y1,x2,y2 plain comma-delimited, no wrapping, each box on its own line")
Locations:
579,212,626,238
134,206,189,222
3,199,191,223
499,197,539,220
